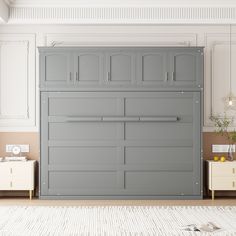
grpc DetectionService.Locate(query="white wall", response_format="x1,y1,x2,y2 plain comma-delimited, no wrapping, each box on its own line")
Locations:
0,24,235,131
0,0,9,23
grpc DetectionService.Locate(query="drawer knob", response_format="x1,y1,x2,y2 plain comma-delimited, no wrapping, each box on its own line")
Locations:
165,72,168,82
10,181,12,188
233,181,235,188
233,168,235,174
107,72,111,82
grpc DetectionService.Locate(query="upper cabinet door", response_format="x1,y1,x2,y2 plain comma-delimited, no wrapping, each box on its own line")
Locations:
74,52,103,86
169,50,203,88
41,52,72,87
105,51,135,85
138,51,168,86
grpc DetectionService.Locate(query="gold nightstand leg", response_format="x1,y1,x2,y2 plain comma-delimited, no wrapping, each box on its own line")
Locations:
212,190,214,200
29,190,32,200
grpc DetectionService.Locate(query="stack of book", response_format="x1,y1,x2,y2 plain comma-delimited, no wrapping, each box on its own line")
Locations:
4,156,27,161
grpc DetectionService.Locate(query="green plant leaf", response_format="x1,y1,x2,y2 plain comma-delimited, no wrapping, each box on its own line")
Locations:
210,113,235,143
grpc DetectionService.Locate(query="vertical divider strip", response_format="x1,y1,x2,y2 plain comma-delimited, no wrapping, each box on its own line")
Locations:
117,146,125,189
116,96,126,189
123,97,126,190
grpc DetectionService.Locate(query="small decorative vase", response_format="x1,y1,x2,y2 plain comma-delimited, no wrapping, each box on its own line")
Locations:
227,144,234,161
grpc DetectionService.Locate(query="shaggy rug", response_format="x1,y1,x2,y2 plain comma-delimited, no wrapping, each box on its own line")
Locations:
0,206,235,235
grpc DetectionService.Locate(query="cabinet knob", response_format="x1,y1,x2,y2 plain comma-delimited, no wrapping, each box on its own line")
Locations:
165,72,168,82
233,168,235,174
107,72,111,82
10,181,12,188
233,181,235,188
172,72,175,81
10,168,12,174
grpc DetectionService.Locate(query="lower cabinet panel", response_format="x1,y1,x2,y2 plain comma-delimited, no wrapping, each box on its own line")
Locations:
47,171,196,196
49,147,118,165
125,123,193,140
125,172,194,195
125,147,193,165
41,91,201,198
49,171,118,190
49,123,122,140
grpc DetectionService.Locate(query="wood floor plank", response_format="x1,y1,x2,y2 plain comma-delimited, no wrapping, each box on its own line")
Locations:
0,198,235,206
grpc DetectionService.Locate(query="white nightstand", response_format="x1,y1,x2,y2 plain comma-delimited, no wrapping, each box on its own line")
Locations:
207,160,236,200
0,160,36,200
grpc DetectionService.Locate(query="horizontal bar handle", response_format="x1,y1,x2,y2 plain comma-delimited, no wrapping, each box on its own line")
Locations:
66,116,179,122
103,117,139,122
66,117,102,122
140,116,179,122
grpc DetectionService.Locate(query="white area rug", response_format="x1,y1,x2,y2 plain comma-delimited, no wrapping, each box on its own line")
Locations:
0,206,236,235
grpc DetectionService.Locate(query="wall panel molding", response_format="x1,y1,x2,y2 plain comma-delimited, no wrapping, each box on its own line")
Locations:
204,33,236,130
7,7,236,24
0,34,36,131
45,33,197,47
0,40,29,120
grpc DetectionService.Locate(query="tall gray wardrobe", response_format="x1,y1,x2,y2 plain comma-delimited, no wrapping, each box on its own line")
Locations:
39,47,203,199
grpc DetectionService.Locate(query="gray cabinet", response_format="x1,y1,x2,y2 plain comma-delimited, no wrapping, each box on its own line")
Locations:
138,50,168,86
105,50,135,85
138,48,203,87
40,91,201,198
73,51,103,86
169,50,203,87
39,47,203,89
39,46,203,199
40,52,72,87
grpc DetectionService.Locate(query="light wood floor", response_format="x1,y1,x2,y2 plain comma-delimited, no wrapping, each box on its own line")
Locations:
0,198,236,206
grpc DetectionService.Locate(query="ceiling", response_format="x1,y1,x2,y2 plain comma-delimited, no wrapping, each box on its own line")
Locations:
5,0,236,7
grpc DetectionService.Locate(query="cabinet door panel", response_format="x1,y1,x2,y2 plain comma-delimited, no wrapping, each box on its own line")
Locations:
46,55,68,81
49,146,118,165
139,52,167,85
126,123,193,141
125,147,193,167
49,95,122,117
49,171,118,190
174,53,195,81
125,92,194,116
74,52,102,85
169,50,203,87
42,53,71,87
106,52,135,84
125,172,194,195
49,122,123,141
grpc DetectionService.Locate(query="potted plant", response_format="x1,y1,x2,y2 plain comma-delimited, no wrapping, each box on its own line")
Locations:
210,113,236,161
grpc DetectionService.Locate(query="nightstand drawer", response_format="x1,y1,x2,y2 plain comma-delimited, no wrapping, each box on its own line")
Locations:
211,177,236,190
211,163,236,177
0,160,36,191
